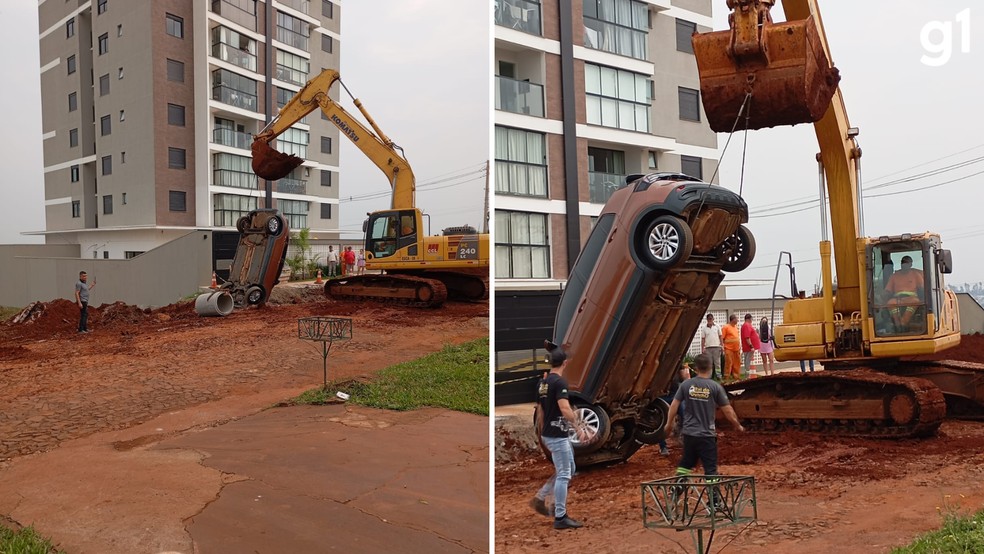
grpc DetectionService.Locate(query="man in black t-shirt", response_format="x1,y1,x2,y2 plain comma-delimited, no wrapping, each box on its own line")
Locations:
530,344,588,530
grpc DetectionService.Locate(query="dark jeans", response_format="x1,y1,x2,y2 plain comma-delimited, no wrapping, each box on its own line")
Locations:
78,302,88,331
678,434,719,475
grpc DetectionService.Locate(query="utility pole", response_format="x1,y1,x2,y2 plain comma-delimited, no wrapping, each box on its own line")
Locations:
483,159,490,234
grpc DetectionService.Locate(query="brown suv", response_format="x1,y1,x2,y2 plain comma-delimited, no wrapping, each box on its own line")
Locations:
545,173,753,466
224,209,290,307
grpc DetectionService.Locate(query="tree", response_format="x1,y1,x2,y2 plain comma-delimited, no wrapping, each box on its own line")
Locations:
286,228,320,280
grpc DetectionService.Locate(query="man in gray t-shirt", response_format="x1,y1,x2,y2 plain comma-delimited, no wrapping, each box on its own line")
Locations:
74,271,96,333
665,352,744,476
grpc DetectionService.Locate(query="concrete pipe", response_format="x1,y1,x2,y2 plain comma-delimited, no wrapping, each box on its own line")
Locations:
195,291,235,317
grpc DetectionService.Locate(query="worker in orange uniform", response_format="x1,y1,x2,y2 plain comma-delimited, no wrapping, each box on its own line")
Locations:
721,314,742,382
885,255,925,330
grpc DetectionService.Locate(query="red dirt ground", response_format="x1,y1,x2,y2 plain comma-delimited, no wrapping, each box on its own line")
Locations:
496,335,984,553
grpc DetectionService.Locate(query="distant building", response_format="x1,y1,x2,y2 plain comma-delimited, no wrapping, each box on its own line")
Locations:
37,0,341,259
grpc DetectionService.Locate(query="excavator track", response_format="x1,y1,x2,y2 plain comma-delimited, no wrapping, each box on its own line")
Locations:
892,359,984,420
725,370,946,437
414,271,489,302
325,274,448,308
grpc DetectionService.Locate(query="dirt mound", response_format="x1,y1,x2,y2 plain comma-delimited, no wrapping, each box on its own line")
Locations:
910,332,984,364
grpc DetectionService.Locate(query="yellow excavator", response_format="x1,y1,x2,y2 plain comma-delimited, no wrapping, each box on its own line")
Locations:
692,0,984,435
251,69,489,307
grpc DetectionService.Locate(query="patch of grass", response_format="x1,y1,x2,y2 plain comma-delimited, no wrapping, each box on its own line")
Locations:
292,338,489,416
0,306,21,322
0,524,65,554
893,508,984,553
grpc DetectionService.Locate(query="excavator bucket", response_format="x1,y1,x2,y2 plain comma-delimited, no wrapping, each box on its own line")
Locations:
692,16,840,133
251,138,304,181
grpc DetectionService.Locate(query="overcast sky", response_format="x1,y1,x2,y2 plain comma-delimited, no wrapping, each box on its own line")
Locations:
0,1,489,244
711,2,984,295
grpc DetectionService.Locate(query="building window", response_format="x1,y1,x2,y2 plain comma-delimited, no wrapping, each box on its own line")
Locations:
168,147,186,169
122,192,127,205
276,12,310,50
100,74,110,96
494,126,547,197
211,68,258,111
120,110,125,122
277,128,309,159
679,87,701,122
167,103,185,126
70,165,80,182
321,203,332,219
166,59,183,82
648,151,659,169
121,151,126,163
278,199,309,229
69,128,79,148
66,18,75,38
103,251,109,260
118,24,123,37
583,0,649,60
118,67,124,79
102,155,112,175
495,210,550,279
98,0,108,14
321,170,332,187
584,63,651,132
103,194,113,214
676,19,696,53
213,193,258,227
68,92,77,112
71,201,80,218
275,49,310,86
100,115,111,136
322,1,334,18
211,26,257,72
681,155,703,180
587,147,626,203
320,137,332,154
213,153,257,189
166,13,184,38
169,190,187,212
321,34,333,53
67,55,76,74
98,33,109,55
124,251,145,259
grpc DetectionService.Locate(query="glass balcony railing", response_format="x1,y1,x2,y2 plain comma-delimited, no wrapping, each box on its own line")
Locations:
494,0,542,36
583,18,648,60
212,128,252,149
213,168,258,189
211,42,257,71
276,26,309,50
495,76,545,117
211,0,257,31
212,85,258,112
276,177,307,194
276,65,308,86
588,171,625,204
277,0,310,15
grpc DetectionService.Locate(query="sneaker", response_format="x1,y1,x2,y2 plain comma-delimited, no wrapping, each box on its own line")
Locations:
529,497,550,517
660,446,669,456
553,516,583,530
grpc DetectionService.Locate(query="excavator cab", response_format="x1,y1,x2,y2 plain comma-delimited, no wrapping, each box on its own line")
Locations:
692,0,841,132
364,209,421,261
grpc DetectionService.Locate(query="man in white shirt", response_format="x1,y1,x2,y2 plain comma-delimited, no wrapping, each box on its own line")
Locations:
326,246,339,278
700,314,724,380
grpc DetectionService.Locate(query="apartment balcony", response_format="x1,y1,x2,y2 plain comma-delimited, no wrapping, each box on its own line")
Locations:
495,76,544,118
277,0,310,15
212,128,252,149
495,160,548,197
212,41,257,72
588,171,625,204
276,177,307,195
211,0,257,31
276,65,308,87
276,26,309,50
212,84,258,112
494,0,542,36
583,18,648,61
213,168,258,189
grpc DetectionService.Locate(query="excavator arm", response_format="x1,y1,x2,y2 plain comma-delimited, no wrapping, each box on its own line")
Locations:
251,69,416,211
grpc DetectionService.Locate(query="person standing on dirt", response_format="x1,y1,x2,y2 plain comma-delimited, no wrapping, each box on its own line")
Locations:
740,313,761,378
74,271,96,334
357,249,366,275
721,315,742,381
531,343,589,530
326,246,339,278
664,353,745,479
700,314,724,380
344,246,356,276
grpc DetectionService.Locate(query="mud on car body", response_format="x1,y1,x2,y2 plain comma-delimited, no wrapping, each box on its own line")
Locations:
544,172,754,466
224,209,290,307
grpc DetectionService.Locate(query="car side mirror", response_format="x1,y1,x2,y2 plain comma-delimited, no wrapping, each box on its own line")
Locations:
937,249,953,274
362,219,368,233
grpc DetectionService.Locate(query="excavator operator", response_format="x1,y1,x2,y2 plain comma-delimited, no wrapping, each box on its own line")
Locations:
885,255,925,330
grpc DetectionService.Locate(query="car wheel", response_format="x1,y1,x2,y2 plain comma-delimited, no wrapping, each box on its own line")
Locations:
640,215,694,270
236,216,249,234
246,285,266,305
633,398,670,445
721,225,756,273
266,215,285,236
569,403,611,454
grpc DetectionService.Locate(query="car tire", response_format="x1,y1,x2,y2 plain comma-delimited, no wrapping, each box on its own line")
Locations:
721,225,756,273
266,215,285,237
633,398,670,445
246,285,266,305
569,403,611,454
639,215,694,271
236,216,249,234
